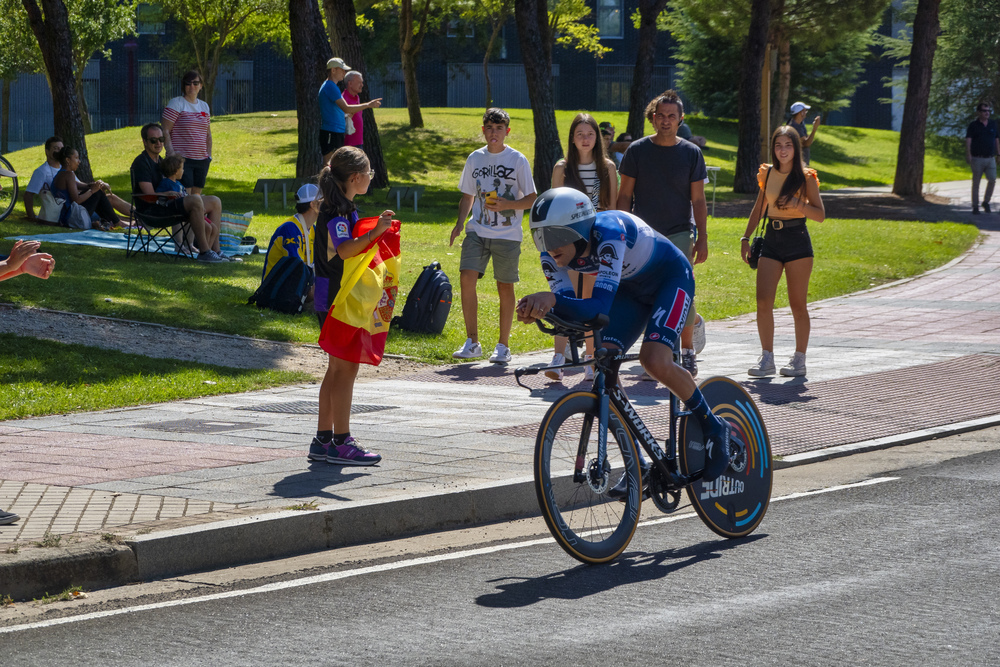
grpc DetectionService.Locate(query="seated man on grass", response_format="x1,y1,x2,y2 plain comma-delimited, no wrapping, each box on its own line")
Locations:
262,183,319,301
130,123,228,263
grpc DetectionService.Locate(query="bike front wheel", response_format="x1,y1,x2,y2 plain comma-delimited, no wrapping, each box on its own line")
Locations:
0,156,17,222
534,391,643,564
679,376,772,538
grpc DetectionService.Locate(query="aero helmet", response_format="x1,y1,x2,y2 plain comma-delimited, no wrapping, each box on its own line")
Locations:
529,187,596,256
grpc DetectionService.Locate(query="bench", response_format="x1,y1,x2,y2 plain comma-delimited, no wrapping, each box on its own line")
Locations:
386,185,425,212
254,178,311,210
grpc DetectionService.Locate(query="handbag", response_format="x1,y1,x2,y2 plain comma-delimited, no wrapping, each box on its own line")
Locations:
37,185,65,224
748,167,772,270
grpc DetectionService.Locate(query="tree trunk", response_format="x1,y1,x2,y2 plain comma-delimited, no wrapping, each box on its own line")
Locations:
516,0,562,193
399,0,430,129
734,0,771,193
893,0,941,197
21,0,92,182
289,0,332,179
75,71,92,134
323,0,388,188
627,0,668,141
483,20,504,108
770,34,790,132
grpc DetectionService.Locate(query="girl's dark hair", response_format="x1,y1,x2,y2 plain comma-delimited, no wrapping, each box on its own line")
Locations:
55,145,77,164
563,113,612,209
181,70,202,86
771,126,806,208
319,146,369,217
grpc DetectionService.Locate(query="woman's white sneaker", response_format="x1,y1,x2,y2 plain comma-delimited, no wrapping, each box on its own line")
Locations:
583,355,594,381
544,353,565,382
748,351,776,377
452,338,482,359
780,351,807,377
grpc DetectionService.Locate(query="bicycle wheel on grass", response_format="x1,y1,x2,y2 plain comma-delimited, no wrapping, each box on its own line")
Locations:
679,376,772,539
0,156,17,222
534,392,643,564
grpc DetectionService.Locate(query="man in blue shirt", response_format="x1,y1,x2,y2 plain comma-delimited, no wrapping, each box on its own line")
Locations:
319,58,383,165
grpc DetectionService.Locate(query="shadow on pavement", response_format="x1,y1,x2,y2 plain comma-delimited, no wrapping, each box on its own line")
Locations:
268,462,370,501
475,534,766,608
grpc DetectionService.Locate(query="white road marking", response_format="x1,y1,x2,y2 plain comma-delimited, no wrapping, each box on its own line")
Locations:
0,476,899,635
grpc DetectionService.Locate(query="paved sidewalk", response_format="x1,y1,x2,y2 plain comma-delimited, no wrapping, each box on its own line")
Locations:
2,217,999,599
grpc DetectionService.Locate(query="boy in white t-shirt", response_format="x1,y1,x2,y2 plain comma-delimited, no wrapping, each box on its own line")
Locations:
449,108,536,364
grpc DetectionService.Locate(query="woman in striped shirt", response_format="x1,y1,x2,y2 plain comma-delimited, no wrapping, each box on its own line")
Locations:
162,70,213,195
544,113,619,383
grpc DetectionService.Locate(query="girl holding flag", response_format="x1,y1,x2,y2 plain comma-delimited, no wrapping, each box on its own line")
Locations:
309,146,400,466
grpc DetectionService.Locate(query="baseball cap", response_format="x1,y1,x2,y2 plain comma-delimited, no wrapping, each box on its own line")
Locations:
599,121,615,136
789,101,811,114
295,183,319,204
326,57,350,71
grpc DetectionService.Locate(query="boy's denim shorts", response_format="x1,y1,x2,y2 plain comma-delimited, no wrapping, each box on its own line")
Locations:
460,231,520,283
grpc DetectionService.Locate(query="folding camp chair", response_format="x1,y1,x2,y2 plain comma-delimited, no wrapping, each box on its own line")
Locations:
125,192,193,259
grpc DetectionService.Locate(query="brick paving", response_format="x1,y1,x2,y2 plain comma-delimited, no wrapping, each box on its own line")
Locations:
1,225,998,548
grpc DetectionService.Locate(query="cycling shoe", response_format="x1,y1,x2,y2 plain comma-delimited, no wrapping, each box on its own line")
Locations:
608,462,651,501
702,420,731,483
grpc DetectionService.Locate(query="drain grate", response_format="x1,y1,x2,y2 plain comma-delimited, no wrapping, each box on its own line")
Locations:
235,401,398,415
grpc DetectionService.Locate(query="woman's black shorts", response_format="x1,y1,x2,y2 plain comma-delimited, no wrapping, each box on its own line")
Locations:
761,223,813,264
181,157,212,189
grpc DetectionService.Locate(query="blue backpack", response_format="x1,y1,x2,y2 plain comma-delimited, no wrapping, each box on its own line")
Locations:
248,256,314,315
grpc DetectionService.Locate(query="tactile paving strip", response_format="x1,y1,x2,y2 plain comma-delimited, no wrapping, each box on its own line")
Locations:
486,354,1000,457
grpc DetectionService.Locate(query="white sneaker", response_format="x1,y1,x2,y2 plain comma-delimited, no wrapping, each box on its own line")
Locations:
748,351,776,377
692,314,706,354
452,338,482,359
489,343,512,365
583,355,594,381
680,348,698,379
780,351,807,377
544,353,565,382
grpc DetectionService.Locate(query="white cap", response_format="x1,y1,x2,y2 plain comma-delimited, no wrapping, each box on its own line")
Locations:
326,57,350,71
295,183,319,204
790,102,811,114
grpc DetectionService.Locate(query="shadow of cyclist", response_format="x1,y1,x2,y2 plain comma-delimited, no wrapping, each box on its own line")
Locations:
475,535,766,608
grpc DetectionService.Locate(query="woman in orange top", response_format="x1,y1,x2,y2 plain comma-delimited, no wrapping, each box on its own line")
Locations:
741,126,825,378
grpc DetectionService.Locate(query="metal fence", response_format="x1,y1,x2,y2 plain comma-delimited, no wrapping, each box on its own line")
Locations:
446,63,561,109
594,64,676,111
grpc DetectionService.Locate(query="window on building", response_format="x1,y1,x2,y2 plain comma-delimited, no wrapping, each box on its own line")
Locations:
596,0,623,38
447,20,475,38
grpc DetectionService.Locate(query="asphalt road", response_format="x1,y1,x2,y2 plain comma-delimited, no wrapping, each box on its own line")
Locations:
6,441,1000,666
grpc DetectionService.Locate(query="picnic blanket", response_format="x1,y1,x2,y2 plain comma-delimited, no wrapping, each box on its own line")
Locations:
4,230,256,257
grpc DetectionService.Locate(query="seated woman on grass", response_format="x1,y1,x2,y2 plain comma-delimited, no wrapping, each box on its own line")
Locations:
51,146,124,231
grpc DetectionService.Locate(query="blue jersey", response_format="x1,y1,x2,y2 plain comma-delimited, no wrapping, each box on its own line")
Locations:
541,210,691,323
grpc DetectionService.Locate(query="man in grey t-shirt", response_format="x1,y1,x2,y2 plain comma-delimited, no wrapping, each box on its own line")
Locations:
616,90,708,378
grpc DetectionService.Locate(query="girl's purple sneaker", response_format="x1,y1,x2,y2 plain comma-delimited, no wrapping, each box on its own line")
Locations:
327,437,382,466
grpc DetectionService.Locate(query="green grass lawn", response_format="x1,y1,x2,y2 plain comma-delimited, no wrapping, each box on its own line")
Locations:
0,108,979,364
0,333,312,420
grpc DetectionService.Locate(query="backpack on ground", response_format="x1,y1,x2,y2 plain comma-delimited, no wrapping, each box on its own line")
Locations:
248,256,313,315
394,261,452,334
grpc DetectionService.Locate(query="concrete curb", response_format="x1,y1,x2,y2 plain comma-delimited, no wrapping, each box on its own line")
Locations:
3,415,999,601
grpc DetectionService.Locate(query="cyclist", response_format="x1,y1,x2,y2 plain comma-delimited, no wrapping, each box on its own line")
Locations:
516,187,731,487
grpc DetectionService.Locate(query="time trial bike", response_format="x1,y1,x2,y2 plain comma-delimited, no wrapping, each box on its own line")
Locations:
514,313,772,564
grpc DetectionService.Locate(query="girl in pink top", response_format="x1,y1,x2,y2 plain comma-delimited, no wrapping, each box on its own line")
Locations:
162,70,213,194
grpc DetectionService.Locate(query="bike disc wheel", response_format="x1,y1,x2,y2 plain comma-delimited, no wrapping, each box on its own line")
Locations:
0,157,17,222
679,376,772,538
534,392,642,564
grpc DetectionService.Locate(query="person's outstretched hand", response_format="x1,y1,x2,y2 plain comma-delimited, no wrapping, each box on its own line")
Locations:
6,239,42,272
21,253,55,279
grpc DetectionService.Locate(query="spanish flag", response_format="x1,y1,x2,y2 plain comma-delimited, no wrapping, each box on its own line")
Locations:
319,216,401,365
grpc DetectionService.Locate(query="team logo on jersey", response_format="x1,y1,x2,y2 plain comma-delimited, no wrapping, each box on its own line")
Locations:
335,221,350,238
541,258,558,282
598,243,618,268
649,332,660,340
